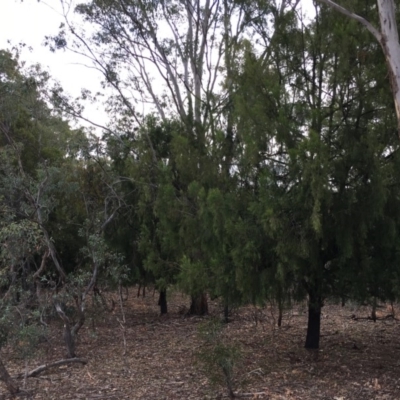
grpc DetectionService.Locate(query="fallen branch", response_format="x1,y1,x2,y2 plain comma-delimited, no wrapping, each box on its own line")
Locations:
14,358,87,379
235,392,269,398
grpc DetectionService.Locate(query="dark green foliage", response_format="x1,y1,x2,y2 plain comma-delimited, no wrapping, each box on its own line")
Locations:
0,0,399,373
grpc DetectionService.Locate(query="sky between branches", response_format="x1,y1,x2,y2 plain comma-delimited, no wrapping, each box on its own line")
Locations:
1,0,315,130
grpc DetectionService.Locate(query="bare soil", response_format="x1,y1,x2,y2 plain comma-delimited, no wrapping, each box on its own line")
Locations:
1,289,400,399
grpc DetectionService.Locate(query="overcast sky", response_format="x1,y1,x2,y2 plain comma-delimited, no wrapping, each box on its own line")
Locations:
1,0,107,129
1,1,105,95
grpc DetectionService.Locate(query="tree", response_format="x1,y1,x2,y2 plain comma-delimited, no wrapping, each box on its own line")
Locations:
0,48,90,393
231,2,400,348
52,0,242,313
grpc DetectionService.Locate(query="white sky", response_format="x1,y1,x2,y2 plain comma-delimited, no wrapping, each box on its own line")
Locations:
1,0,107,129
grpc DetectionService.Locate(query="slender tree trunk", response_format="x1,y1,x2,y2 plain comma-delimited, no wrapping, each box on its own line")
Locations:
276,286,284,327
0,357,19,396
223,304,229,323
371,296,377,322
278,301,283,328
305,292,323,349
189,293,208,315
158,289,168,315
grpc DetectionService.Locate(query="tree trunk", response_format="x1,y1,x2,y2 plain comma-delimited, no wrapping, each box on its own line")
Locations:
189,293,208,316
55,303,77,358
137,283,146,298
305,292,322,349
63,324,76,358
377,0,400,136
371,297,377,322
278,301,283,328
158,289,168,315
223,304,229,323
0,357,19,396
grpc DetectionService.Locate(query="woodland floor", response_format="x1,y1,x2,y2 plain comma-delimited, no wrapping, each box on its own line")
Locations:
1,288,400,399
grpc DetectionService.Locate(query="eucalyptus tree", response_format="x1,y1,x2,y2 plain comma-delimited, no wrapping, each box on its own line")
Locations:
55,0,249,138
51,0,252,313
52,0,304,311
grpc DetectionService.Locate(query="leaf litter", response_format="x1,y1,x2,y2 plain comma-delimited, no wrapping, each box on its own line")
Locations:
1,289,400,399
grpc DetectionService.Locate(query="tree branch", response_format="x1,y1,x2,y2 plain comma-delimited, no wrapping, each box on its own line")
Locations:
13,358,87,379
316,0,382,43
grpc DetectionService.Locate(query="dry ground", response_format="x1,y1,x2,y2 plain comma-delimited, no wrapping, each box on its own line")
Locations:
1,288,400,399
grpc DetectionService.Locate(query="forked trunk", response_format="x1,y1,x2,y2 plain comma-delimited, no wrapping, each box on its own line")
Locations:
189,293,208,315
158,289,168,315
305,292,322,349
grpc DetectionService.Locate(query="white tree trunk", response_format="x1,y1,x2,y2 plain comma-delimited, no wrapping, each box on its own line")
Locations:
317,0,400,136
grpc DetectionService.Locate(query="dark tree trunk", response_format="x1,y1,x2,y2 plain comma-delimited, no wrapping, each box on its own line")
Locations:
278,302,283,328
371,297,377,322
223,304,229,323
189,293,208,315
305,292,322,349
158,289,168,314
137,283,146,298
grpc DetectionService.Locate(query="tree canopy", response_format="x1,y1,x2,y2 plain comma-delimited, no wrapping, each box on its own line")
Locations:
1,3,400,393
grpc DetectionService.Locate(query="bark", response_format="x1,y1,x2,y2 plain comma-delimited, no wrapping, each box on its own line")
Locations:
278,302,283,328
137,284,146,298
189,293,208,316
158,289,168,315
223,304,229,323
371,297,377,322
305,292,323,349
0,357,19,396
377,0,400,136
